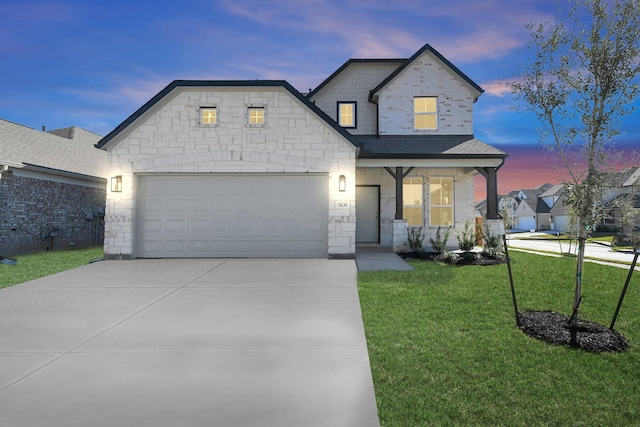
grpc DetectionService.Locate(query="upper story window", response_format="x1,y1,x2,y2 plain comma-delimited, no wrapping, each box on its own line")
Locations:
414,96,438,130
248,107,265,126
200,107,217,125
337,102,356,128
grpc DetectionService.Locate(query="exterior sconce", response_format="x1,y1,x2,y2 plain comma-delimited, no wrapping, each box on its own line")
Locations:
339,175,346,192
111,175,122,192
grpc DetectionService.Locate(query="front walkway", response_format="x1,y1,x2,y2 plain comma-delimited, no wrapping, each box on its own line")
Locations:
0,258,379,427
355,245,414,271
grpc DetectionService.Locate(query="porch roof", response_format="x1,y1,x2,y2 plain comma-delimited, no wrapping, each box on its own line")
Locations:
354,134,508,159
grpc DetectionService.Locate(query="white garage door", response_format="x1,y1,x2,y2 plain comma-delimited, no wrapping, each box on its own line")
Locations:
518,216,536,231
137,174,328,258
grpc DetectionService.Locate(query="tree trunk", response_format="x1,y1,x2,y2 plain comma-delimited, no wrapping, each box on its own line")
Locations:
570,222,587,346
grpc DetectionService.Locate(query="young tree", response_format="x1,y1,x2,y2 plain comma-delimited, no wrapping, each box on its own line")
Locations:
510,0,640,344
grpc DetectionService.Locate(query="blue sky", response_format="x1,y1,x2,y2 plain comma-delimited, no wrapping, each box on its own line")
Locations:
2,0,638,197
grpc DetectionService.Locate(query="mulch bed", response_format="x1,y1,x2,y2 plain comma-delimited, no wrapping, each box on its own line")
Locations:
518,310,630,353
400,251,506,266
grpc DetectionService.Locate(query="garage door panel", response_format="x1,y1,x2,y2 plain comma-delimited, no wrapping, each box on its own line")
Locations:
187,220,209,233
137,175,328,258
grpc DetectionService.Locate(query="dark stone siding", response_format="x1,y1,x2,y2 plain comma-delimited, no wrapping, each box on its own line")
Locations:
0,171,106,255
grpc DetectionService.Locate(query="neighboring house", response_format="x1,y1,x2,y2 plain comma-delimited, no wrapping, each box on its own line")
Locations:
511,184,553,231
600,166,640,228
474,199,487,218
512,190,537,231
549,192,571,231
539,183,565,230
0,119,107,255
602,167,640,203
97,43,508,259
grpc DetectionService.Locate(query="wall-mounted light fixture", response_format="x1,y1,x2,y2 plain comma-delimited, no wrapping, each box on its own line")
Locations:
339,175,346,192
111,175,122,192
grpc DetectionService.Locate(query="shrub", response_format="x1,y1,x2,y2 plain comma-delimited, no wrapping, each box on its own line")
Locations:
407,226,425,253
456,221,476,252
429,226,451,254
481,223,501,258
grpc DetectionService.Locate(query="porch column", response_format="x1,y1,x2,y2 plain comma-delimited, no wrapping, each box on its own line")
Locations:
385,166,414,219
476,166,500,220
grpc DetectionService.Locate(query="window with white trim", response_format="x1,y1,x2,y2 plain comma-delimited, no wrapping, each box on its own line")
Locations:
430,177,453,226
403,177,424,226
414,96,438,130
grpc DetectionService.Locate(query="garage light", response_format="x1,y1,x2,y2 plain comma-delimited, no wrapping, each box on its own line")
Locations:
111,175,122,192
339,175,346,192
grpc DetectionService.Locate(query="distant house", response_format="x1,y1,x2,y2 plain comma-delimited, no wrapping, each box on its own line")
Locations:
511,184,553,230
0,119,107,255
538,184,567,231
97,43,508,259
550,192,571,231
600,167,640,228
482,167,640,234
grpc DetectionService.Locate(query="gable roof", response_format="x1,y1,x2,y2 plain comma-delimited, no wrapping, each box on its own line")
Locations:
97,80,360,150
517,189,542,212
306,59,405,99
540,183,565,198
550,192,570,215
605,166,640,187
354,134,507,159
0,118,107,179
369,43,484,102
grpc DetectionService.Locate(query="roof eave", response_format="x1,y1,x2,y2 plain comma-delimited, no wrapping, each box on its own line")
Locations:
370,43,484,101
358,153,509,160
96,80,360,151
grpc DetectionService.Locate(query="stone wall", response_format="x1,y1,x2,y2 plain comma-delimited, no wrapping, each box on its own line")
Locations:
356,167,476,250
0,171,106,255
377,52,475,135
104,85,357,258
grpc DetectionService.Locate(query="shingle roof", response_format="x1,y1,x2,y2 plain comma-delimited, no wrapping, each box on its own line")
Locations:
518,189,541,212
97,80,360,150
605,167,640,187
307,59,405,99
539,183,565,198
354,135,507,159
0,119,107,178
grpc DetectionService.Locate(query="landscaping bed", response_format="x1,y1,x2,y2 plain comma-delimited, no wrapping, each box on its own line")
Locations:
518,310,629,353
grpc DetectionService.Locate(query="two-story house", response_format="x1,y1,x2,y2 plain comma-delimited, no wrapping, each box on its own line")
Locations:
97,43,507,259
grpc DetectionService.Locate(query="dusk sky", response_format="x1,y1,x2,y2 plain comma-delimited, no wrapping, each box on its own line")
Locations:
2,0,639,201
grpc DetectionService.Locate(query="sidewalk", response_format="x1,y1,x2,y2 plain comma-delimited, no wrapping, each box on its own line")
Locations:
506,232,640,271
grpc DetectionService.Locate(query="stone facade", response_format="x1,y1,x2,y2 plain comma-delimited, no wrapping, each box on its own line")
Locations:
356,167,476,250
0,171,105,255
104,85,357,259
377,53,475,135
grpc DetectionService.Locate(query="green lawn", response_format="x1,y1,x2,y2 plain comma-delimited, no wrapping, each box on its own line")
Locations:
0,247,104,288
358,251,640,426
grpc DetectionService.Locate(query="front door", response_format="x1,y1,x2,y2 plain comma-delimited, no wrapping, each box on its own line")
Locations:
356,186,380,243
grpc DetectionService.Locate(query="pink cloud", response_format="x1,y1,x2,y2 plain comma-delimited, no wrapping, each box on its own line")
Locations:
481,79,512,97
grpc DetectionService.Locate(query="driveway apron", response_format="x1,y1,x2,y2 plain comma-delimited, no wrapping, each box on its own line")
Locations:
0,258,379,427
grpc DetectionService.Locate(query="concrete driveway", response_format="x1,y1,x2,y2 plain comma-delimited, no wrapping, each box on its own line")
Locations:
0,258,379,427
